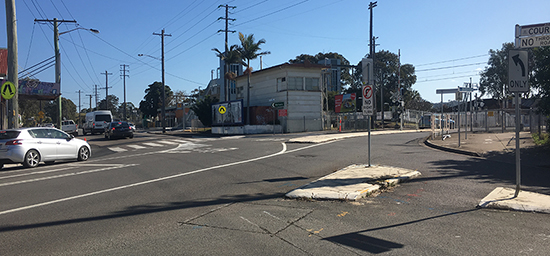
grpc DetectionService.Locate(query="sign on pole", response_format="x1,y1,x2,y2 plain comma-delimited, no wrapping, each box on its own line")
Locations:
362,84,374,116
508,49,529,92
1,81,16,100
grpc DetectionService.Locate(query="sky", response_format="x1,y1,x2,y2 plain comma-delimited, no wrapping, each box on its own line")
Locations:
1,0,550,110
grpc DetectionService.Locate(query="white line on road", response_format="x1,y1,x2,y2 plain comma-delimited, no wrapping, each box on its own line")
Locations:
142,142,164,147
0,164,137,188
0,141,333,216
157,140,178,145
109,147,128,152
127,144,146,149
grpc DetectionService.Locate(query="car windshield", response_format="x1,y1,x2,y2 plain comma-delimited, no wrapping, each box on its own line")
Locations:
0,130,21,140
96,115,112,122
111,122,129,128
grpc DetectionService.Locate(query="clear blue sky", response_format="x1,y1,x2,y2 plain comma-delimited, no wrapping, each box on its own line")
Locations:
2,0,549,110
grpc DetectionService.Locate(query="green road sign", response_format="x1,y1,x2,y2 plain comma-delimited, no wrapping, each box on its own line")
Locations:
271,102,284,109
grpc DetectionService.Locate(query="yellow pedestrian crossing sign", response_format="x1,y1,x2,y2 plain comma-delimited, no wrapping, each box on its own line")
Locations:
1,81,16,100
218,106,227,114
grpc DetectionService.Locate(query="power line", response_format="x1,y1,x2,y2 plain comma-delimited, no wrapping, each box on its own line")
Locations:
416,54,488,67
416,62,486,72
234,0,310,27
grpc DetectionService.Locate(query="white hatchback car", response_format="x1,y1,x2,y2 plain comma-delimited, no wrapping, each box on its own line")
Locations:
0,127,91,168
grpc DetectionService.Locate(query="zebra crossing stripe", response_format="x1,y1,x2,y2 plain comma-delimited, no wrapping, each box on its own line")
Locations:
109,147,128,152
142,142,164,147
127,145,146,149
157,140,178,145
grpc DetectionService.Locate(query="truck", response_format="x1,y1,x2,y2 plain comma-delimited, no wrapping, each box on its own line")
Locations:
61,120,78,135
82,110,113,135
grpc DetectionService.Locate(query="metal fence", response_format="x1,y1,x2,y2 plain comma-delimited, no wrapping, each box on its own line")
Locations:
329,109,548,134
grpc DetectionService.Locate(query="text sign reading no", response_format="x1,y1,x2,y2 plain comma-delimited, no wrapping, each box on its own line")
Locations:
362,84,374,116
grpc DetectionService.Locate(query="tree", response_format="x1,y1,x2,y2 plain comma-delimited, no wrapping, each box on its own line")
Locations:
531,46,550,123
289,52,353,89
139,81,173,118
97,95,119,118
238,32,270,125
479,43,515,101
19,98,40,127
348,51,418,110
190,95,218,127
43,97,77,126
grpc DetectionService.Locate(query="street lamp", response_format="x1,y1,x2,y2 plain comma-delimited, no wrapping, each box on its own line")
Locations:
35,18,99,129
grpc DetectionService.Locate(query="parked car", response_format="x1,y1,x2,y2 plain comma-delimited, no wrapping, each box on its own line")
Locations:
41,123,55,128
104,121,134,139
0,127,91,169
61,120,78,136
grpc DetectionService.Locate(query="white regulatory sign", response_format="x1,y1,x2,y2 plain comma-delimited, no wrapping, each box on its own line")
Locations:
362,84,374,116
508,49,529,93
520,23,550,37
519,35,550,48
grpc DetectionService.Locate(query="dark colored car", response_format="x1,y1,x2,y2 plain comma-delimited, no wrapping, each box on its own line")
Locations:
104,121,134,139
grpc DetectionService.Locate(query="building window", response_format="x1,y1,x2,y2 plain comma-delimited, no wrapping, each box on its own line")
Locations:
305,78,319,91
288,77,303,90
277,77,287,91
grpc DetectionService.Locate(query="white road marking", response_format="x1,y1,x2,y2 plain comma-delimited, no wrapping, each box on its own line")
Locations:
142,142,164,147
0,164,138,188
157,140,178,145
109,147,128,152
0,141,334,216
127,144,146,149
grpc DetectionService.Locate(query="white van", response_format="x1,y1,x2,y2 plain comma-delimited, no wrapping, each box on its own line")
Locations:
82,111,113,135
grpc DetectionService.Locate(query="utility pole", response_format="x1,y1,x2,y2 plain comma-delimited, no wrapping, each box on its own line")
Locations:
153,29,171,134
368,2,377,58
76,90,81,124
120,64,129,120
85,94,93,111
5,0,19,129
35,18,77,129
100,71,112,110
94,84,99,109
218,4,236,102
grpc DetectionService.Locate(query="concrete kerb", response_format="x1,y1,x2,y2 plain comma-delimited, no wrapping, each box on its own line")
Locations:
423,136,482,157
285,164,421,201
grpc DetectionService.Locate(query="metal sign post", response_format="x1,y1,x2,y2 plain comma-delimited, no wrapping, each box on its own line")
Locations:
362,58,374,167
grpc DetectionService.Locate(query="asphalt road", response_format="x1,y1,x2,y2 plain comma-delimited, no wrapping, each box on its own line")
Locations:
0,131,549,255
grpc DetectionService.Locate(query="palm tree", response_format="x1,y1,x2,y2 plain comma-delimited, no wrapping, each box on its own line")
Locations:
212,44,242,101
237,32,270,125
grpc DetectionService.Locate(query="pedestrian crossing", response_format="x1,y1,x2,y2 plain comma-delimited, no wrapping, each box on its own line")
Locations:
106,138,235,154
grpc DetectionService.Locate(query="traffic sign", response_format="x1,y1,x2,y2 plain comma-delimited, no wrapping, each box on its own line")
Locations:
519,22,550,37
519,35,550,48
278,109,287,117
218,106,227,114
1,81,16,100
271,101,284,109
362,84,374,115
38,111,45,119
508,49,529,92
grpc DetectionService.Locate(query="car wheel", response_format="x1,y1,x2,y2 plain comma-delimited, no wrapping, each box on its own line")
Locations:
104,133,108,139
130,134,134,139
83,130,87,135
77,146,90,161
23,149,40,168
